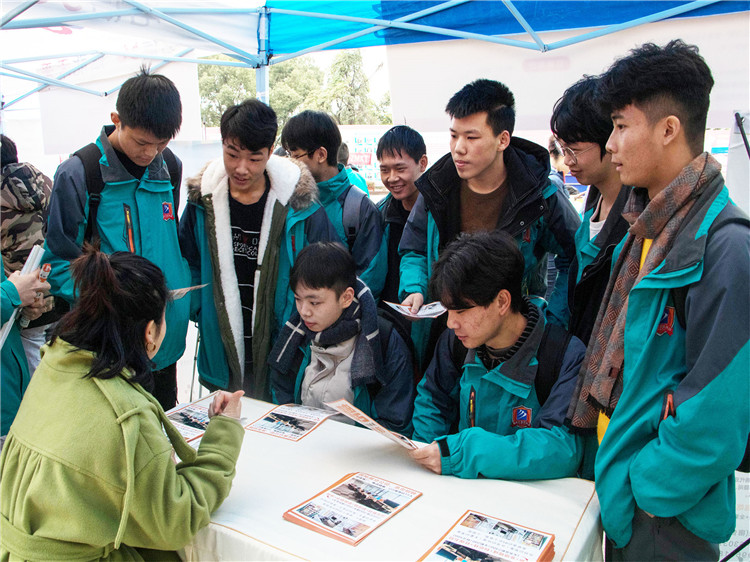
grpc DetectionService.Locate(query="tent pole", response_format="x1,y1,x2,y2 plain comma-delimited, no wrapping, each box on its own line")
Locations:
1,0,40,28
256,7,270,104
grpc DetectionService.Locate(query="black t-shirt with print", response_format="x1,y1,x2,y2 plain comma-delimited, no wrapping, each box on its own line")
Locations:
229,173,270,393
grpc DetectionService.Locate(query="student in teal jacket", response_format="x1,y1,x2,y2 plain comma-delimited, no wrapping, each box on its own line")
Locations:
42,69,189,410
281,111,387,299
567,40,750,561
398,80,580,336
410,230,586,480
0,268,49,441
550,75,630,347
179,100,336,399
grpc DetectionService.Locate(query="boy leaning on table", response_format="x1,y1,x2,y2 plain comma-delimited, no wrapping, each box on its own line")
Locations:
409,230,587,480
267,242,415,435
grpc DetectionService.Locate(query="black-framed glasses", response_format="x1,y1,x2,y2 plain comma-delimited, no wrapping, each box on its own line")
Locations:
554,139,597,165
286,149,316,160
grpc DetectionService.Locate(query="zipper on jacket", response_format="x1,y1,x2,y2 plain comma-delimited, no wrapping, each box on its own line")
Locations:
660,390,676,421
123,203,136,252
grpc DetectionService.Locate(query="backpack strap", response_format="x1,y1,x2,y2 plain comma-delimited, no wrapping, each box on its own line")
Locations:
74,144,182,245
161,146,182,216
449,331,469,373
535,323,573,407
342,185,365,251
366,315,394,399
377,306,420,387
672,213,750,328
668,211,750,472
73,143,106,245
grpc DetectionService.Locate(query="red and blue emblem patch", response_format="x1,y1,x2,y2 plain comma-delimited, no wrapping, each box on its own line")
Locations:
512,406,532,428
162,202,174,221
657,306,675,336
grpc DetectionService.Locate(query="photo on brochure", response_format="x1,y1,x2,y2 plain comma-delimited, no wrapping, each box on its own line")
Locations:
165,392,218,443
419,510,555,562
384,300,447,319
246,403,335,441
283,472,422,546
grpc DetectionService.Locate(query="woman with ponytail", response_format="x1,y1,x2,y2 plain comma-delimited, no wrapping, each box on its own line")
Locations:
0,249,245,561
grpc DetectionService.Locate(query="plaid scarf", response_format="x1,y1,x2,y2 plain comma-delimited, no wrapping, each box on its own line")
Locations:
268,278,383,392
567,152,721,431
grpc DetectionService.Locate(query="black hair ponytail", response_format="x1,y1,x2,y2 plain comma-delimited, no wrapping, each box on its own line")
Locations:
51,247,169,384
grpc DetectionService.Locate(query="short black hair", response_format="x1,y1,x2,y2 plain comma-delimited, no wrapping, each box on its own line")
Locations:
337,142,349,165
281,110,341,167
596,39,714,155
116,67,182,140
220,99,277,152
290,242,356,298
376,125,426,163
551,76,611,158
430,230,524,313
445,79,515,136
1,135,18,168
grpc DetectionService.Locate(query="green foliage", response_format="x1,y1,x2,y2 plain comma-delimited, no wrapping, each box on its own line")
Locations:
268,57,324,133
198,55,255,127
198,50,392,128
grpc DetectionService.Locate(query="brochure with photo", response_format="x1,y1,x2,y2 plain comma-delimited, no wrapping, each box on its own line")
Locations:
324,399,417,450
283,472,421,546
384,300,447,319
246,403,335,441
419,510,555,562
165,392,218,443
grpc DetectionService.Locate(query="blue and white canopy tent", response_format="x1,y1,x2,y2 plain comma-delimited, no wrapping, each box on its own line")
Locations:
1,0,748,107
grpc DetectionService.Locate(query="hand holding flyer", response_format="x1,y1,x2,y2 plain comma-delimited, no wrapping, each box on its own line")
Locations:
324,399,417,450
384,300,446,319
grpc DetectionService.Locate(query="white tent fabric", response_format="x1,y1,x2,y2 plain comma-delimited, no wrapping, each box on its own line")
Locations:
2,0,747,106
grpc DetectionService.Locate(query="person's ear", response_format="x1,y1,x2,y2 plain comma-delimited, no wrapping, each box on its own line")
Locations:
662,115,682,147
497,130,511,152
316,147,328,165
340,286,355,309
144,319,157,354
495,289,512,316
418,154,428,173
111,112,121,127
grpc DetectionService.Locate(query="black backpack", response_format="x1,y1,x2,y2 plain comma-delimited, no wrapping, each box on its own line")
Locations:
74,143,181,245
671,213,750,473
450,323,573,408
365,308,421,399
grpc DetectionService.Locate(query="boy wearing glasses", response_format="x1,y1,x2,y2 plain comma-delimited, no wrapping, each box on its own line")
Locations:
179,100,336,399
281,111,388,300
550,76,629,347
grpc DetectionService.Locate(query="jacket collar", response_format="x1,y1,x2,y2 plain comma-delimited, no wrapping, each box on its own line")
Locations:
416,137,552,244
97,125,171,185
659,170,728,275
586,184,631,252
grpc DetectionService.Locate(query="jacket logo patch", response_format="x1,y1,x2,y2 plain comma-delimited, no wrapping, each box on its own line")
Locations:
162,202,175,221
657,306,675,336
512,406,532,428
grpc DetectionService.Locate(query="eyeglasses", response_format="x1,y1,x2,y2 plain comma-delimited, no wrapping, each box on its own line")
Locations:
554,139,598,166
286,150,316,160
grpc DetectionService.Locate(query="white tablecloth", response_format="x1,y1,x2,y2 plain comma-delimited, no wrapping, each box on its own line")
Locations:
183,398,603,561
